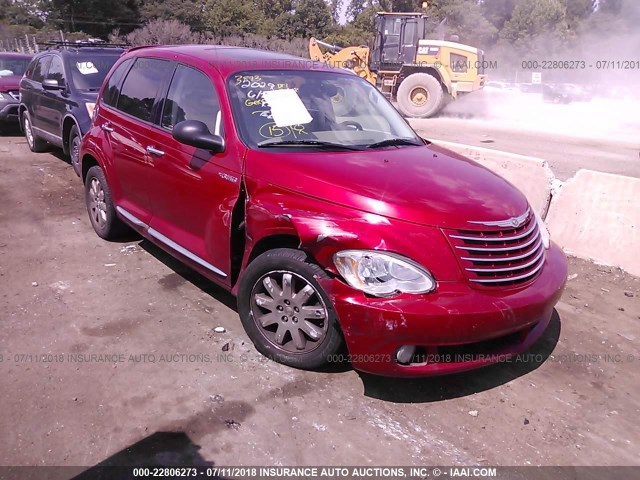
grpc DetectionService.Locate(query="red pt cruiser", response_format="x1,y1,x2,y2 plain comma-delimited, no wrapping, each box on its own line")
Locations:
79,45,567,377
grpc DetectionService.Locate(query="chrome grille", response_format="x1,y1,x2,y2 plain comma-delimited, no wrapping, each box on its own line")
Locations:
8,91,20,101
446,209,545,288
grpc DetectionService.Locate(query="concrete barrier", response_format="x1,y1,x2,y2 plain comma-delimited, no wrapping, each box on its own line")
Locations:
430,139,555,218
546,169,640,277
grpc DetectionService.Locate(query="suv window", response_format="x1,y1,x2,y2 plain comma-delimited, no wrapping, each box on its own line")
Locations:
32,56,52,83
47,56,66,87
68,54,121,92
117,58,173,123
161,65,222,135
102,59,133,107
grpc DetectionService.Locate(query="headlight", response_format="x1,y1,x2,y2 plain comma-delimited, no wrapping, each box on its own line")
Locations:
333,250,435,296
534,210,550,249
0,92,9,100
85,102,96,119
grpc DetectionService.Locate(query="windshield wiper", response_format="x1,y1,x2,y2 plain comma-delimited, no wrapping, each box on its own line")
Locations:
366,138,424,149
257,138,364,151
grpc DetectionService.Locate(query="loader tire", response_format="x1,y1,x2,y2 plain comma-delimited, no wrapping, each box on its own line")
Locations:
396,73,445,118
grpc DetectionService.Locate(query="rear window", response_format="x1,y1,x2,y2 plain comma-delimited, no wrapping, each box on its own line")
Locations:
68,54,121,91
102,59,134,107
116,57,174,123
0,56,31,77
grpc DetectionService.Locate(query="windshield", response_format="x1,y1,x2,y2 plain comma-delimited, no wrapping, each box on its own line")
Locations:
0,56,30,77
227,70,422,150
68,54,120,91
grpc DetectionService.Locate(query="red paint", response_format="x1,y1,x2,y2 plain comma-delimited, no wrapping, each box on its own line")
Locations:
80,46,567,376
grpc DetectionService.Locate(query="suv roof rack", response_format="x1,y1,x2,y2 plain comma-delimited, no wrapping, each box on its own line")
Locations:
37,41,130,50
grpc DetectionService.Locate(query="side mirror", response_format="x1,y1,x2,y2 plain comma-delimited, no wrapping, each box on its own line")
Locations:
172,120,224,153
43,78,64,90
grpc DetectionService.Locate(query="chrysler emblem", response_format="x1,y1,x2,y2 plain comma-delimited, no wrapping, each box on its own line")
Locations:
468,209,530,228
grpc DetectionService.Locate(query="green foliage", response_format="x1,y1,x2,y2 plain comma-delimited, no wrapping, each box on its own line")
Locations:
140,0,207,32
46,0,142,37
1,0,637,77
203,0,257,37
276,0,334,39
500,0,569,45
425,0,498,46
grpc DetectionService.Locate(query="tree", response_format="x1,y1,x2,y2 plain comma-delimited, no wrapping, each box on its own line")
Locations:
0,0,46,28
277,0,334,39
425,0,497,47
500,0,569,45
140,0,207,32
47,0,141,37
481,0,517,31
202,0,257,37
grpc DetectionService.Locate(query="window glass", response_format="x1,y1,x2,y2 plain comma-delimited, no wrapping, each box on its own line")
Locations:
450,53,468,73
102,59,133,107
162,65,221,135
32,56,52,83
47,56,66,87
68,54,121,91
117,58,173,122
227,70,420,150
0,56,30,76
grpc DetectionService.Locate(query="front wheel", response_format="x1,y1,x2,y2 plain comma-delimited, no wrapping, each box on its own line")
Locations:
237,248,345,370
396,73,445,118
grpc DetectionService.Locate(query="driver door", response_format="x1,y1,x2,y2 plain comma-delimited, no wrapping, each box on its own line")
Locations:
144,64,244,283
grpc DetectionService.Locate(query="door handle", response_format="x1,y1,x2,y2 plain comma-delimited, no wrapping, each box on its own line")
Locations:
101,123,114,132
146,146,165,156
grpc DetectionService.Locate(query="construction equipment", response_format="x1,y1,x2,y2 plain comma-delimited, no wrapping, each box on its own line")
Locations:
309,12,487,118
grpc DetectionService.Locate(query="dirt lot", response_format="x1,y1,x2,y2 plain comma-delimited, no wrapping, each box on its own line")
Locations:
0,130,639,468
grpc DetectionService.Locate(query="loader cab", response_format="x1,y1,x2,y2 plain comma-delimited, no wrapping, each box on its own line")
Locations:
371,13,428,72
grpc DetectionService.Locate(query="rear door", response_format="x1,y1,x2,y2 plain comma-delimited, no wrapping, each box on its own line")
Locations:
39,55,68,142
97,57,175,226
143,64,243,282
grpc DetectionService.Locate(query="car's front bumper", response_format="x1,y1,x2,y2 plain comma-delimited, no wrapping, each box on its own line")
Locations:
0,98,19,123
325,243,568,377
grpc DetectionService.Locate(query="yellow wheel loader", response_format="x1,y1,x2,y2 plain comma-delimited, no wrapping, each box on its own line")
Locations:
309,12,487,118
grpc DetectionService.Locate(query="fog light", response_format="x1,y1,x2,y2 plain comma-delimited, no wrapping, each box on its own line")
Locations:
396,345,416,365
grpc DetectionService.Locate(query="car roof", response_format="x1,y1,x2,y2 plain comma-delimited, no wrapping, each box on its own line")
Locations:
0,52,32,59
124,44,352,79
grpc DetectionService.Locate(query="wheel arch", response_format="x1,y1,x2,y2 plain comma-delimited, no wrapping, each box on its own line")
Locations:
61,115,80,155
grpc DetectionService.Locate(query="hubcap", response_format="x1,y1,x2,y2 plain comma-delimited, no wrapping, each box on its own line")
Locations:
88,178,107,228
409,87,429,107
71,136,80,169
24,117,34,148
250,270,328,354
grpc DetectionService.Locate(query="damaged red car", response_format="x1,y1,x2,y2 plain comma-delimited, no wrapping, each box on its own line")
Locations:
79,45,567,377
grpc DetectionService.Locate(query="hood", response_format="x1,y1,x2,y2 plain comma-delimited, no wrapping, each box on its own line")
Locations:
76,90,99,102
0,75,21,92
245,142,529,230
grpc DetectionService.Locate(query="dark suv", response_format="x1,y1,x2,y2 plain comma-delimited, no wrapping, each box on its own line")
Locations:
19,43,124,175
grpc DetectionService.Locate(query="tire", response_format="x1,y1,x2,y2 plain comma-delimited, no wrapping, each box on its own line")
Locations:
396,73,445,118
69,125,82,177
22,111,48,152
237,248,344,370
84,165,127,240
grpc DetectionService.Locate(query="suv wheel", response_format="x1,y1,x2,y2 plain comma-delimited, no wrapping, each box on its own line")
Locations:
237,248,344,369
84,165,127,240
22,111,48,152
69,125,81,177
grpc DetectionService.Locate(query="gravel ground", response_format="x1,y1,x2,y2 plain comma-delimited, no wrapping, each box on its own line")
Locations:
0,130,638,469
